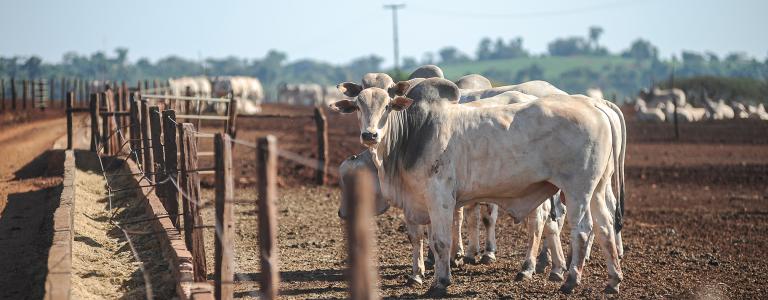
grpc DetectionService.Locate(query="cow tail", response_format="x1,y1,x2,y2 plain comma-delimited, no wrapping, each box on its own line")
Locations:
604,100,626,233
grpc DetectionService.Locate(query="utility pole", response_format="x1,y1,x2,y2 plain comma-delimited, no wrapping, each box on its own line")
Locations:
384,4,405,78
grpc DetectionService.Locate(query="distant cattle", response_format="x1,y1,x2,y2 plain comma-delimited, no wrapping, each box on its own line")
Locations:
212,76,264,115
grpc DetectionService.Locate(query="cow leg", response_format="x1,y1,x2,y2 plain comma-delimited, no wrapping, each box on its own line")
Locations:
480,203,499,264
604,176,625,259
560,189,594,294
450,207,465,268
544,200,567,282
425,188,455,297
591,179,623,294
535,238,550,274
405,222,426,286
516,203,545,281
584,232,595,261
465,203,481,264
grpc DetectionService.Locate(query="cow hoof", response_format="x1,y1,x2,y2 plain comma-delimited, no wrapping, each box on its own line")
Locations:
406,275,423,286
605,284,620,294
480,253,496,265
515,271,533,281
559,274,579,294
451,256,465,268
463,255,478,265
425,285,448,298
548,271,564,282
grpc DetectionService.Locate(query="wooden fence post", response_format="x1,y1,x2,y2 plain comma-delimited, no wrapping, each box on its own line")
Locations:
258,135,279,299
61,78,67,106
163,110,179,228
140,99,154,179
66,92,74,150
314,106,328,185
214,133,235,300
49,77,54,108
101,92,111,155
344,169,380,300
31,80,36,110
11,78,17,110
179,123,207,282
226,94,238,137
1,78,5,111
22,79,28,110
149,106,166,198
90,93,100,152
129,92,142,162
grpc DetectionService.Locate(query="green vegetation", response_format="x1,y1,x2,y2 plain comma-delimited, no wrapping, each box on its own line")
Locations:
1,26,767,102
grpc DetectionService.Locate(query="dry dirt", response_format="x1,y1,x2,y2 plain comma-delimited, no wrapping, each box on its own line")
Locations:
182,104,768,298
0,117,67,299
70,152,176,299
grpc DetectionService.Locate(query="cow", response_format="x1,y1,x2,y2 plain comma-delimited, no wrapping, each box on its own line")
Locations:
586,88,604,100
212,76,264,115
639,87,686,108
634,98,666,122
459,80,567,102
455,74,493,90
705,98,735,120
330,78,626,295
408,64,444,79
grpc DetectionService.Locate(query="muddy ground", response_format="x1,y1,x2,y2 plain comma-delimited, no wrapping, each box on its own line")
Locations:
186,104,768,298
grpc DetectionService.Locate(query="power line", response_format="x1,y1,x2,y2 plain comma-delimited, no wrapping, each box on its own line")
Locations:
384,4,406,76
411,0,651,19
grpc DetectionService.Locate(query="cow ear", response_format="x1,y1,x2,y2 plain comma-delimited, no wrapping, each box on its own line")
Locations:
390,96,414,111
337,82,363,97
389,81,410,96
329,99,359,114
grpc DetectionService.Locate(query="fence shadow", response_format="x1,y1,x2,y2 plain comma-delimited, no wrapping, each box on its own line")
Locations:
0,149,63,299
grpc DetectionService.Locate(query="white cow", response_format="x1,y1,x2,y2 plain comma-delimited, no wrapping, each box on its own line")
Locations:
640,87,686,108
277,83,324,106
732,102,750,119
748,103,768,120
212,76,264,115
331,78,626,295
634,98,666,122
705,99,735,120
586,88,604,100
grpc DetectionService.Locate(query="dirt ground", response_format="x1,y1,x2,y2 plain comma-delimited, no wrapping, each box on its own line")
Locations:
190,104,768,299
0,117,67,299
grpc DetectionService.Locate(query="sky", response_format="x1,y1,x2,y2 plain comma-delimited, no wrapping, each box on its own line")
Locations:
1,0,767,66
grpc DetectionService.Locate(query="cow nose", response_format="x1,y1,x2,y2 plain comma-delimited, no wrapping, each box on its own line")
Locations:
361,132,378,141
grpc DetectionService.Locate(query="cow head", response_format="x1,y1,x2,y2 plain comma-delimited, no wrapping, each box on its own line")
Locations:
329,82,412,147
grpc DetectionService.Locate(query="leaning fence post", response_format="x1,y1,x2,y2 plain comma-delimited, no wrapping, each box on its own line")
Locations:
1,78,5,111
163,110,180,228
214,133,235,300
344,169,380,300
130,92,142,162
22,79,28,110
179,123,207,282
90,93,100,152
149,106,166,198
66,92,74,150
314,106,328,185
101,92,111,155
11,78,17,110
140,99,154,180
257,135,280,299
226,94,238,138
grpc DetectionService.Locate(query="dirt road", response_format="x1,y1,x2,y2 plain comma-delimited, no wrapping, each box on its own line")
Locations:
0,117,68,299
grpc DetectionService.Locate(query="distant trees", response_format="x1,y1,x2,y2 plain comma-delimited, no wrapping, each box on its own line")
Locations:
438,47,471,64
621,39,659,61
476,37,529,61
548,26,608,57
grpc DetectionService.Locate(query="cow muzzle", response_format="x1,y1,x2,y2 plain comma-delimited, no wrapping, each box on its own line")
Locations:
361,131,378,145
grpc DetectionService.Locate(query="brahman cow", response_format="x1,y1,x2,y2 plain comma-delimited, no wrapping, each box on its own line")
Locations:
212,76,264,115
330,78,626,295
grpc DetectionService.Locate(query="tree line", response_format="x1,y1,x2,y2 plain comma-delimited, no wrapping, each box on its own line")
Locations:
1,26,767,101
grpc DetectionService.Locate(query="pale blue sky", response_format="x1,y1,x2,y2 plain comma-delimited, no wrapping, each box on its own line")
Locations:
1,0,766,66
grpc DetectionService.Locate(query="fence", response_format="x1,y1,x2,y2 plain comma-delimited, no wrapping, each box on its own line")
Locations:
66,84,378,299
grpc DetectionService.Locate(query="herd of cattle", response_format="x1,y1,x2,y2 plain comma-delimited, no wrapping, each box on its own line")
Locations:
632,87,768,122
331,65,626,296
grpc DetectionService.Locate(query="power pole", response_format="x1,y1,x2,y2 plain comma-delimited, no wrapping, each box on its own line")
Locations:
384,4,405,78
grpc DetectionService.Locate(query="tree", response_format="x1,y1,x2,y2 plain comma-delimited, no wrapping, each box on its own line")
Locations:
621,39,658,61
476,38,493,61
438,47,470,64
548,37,590,56
401,56,418,72
588,26,604,49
